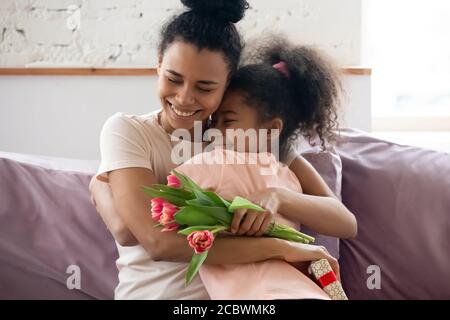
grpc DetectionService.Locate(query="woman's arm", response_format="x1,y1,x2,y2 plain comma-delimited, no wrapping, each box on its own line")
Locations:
106,166,339,268
282,155,357,239
89,176,138,246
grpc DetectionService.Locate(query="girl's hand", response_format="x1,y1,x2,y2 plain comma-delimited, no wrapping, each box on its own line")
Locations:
230,208,273,236
230,187,283,236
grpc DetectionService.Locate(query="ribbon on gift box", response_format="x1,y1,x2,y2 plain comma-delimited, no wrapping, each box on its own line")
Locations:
310,259,348,300
318,270,338,288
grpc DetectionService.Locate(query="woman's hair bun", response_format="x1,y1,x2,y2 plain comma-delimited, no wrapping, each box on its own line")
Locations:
181,0,249,23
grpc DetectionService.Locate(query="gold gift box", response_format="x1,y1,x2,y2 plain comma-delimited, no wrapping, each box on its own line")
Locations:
310,259,348,300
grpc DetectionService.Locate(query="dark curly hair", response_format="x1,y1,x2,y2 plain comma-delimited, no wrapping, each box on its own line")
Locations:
158,0,249,75
228,37,343,153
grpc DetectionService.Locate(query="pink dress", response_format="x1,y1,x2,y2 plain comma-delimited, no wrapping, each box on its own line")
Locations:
176,149,330,300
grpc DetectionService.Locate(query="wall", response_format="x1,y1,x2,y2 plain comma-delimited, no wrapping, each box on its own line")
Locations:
0,73,370,159
0,0,368,159
0,75,158,159
0,0,362,67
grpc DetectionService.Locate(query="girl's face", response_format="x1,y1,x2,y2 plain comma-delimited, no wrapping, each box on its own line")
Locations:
212,90,282,153
157,41,230,133
212,90,260,133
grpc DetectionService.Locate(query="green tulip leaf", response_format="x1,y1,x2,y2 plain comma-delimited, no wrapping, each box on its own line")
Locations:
186,204,232,226
149,184,194,199
204,191,230,208
185,251,208,286
172,170,215,206
228,196,265,213
174,207,219,226
141,186,187,207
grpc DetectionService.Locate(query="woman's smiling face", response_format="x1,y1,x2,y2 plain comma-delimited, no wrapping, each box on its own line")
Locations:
157,41,230,133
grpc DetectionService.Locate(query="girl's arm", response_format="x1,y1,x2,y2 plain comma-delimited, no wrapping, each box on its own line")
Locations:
105,166,339,269
281,155,357,239
232,156,357,239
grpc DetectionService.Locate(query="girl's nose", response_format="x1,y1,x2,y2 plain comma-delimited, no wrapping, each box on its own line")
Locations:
175,85,195,106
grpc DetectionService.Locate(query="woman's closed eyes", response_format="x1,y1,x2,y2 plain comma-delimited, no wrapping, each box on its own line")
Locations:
168,77,182,84
167,77,215,93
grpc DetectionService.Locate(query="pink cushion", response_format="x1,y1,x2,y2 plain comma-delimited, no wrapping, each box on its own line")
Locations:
336,128,450,299
300,146,342,259
0,157,118,299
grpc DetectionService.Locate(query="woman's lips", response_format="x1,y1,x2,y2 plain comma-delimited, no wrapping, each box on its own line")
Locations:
167,101,201,119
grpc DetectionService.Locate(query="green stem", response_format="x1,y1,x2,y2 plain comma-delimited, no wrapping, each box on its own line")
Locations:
211,226,228,234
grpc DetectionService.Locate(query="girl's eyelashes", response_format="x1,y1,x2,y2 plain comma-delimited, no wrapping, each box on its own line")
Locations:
223,119,236,126
197,87,213,93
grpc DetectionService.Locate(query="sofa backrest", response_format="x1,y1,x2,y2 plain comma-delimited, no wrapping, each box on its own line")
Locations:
336,128,450,299
0,156,118,299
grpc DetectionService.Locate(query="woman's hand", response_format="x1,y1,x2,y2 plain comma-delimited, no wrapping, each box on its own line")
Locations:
89,176,139,246
312,245,341,282
284,242,341,282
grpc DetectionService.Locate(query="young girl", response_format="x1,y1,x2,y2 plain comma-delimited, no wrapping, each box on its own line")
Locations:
172,38,355,299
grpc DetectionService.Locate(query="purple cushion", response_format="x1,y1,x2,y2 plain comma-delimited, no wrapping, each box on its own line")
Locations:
0,151,100,174
299,146,342,259
0,157,118,299
336,128,450,299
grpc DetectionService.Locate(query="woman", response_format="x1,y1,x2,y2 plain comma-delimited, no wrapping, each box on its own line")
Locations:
90,0,357,299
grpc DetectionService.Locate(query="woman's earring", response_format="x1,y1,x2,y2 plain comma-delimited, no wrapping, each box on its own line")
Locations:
206,114,213,130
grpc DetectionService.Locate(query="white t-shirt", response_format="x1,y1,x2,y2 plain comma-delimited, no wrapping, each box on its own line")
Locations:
96,110,209,299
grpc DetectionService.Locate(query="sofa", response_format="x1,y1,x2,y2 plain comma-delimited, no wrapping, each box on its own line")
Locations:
1,128,449,299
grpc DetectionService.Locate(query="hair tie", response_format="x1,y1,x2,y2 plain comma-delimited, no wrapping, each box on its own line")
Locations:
272,61,290,79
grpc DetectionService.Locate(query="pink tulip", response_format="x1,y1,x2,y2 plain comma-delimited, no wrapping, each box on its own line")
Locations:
187,231,215,254
167,174,181,188
159,202,179,232
150,198,166,221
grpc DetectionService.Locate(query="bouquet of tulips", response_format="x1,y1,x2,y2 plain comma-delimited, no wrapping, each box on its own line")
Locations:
142,170,315,286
